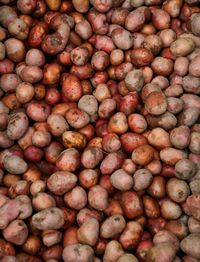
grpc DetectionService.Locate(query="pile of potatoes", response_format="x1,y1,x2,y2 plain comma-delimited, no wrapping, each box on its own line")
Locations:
0,0,200,261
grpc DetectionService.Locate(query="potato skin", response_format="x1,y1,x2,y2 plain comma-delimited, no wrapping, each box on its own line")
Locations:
62,244,94,262
7,112,29,140
181,234,200,259
145,243,176,262
100,215,126,238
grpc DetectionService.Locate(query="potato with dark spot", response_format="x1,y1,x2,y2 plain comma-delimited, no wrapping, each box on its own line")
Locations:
62,244,94,262
7,112,28,140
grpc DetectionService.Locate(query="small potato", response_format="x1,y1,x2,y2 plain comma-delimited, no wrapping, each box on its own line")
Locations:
62,244,94,262
165,84,183,97
62,131,86,149
5,38,25,63
16,195,33,220
151,9,170,30
103,240,124,262
102,133,121,153
108,112,128,134
153,230,180,252
88,185,108,211
32,131,51,147
79,169,98,189
147,176,166,199
143,35,163,55
143,195,160,218
189,132,200,154
0,73,21,93
7,112,28,140
132,144,154,166
145,243,176,262
77,208,103,226
3,155,28,174
181,233,200,259
189,179,200,195
43,230,62,247
167,178,190,203
160,148,187,166
16,82,35,104
27,102,51,122
133,169,153,191
20,66,43,83
3,220,28,245
65,108,90,129
170,126,190,149
178,108,200,127
30,180,46,196
100,152,124,175
32,192,55,211
32,208,64,230
0,131,15,148
128,114,147,133
175,159,197,180
110,169,133,191
125,7,149,32
25,49,45,66
170,38,195,57
119,221,143,250
181,94,200,110
56,149,80,172
125,69,144,92
122,191,143,219
101,215,126,239
191,14,200,36
0,199,20,229
75,20,92,40
77,218,99,246
182,76,200,94
93,83,111,102
64,186,87,210
161,199,182,220
117,254,138,262
167,97,183,115
72,0,89,13
148,128,171,149
112,28,133,50
18,127,35,150
47,114,69,137
174,57,189,76
81,147,103,169
78,95,98,116
151,57,173,76
62,75,83,102
131,47,153,67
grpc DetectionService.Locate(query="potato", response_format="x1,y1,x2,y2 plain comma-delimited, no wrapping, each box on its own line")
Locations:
175,159,197,180
148,128,171,149
132,144,154,166
181,94,200,110
100,215,126,238
125,69,144,92
102,133,121,153
42,230,62,247
77,218,99,246
166,178,190,203
47,114,69,137
188,217,200,234
128,113,147,134
191,14,200,36
161,199,182,220
32,131,51,148
32,208,64,230
160,148,187,166
3,155,28,174
181,234,200,259
182,76,200,94
7,112,29,140
186,195,200,221
145,243,176,262
0,73,21,93
143,195,160,218
189,132,200,154
151,57,173,76
110,169,133,191
78,95,98,116
100,152,124,175
0,199,20,229
5,38,25,63
65,108,90,129
64,186,87,210
81,147,103,169
3,220,28,245
153,230,180,252
62,244,94,262
125,7,149,32
174,57,189,76
18,127,35,150
117,254,139,262
56,149,80,172
147,176,166,199
75,20,92,40
27,102,51,122
16,82,35,104
20,66,43,83
112,28,133,50
16,195,33,220
122,191,143,219
119,221,143,249
32,192,56,211
170,38,195,57
62,75,83,102
88,185,108,211
103,240,124,262
170,126,190,149
133,169,153,191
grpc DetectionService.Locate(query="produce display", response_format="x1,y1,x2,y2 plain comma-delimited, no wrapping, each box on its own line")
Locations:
0,0,200,261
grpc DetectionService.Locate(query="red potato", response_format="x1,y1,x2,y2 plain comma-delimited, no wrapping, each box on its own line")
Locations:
100,152,124,175
65,108,90,129
56,149,80,172
88,185,108,211
122,191,143,219
133,169,153,191
110,169,133,191
103,240,124,262
145,243,176,262
3,220,28,245
64,186,87,210
100,214,126,238
81,147,103,169
62,244,94,262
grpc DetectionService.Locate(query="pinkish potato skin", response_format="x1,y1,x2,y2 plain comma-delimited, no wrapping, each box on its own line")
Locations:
0,0,200,261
